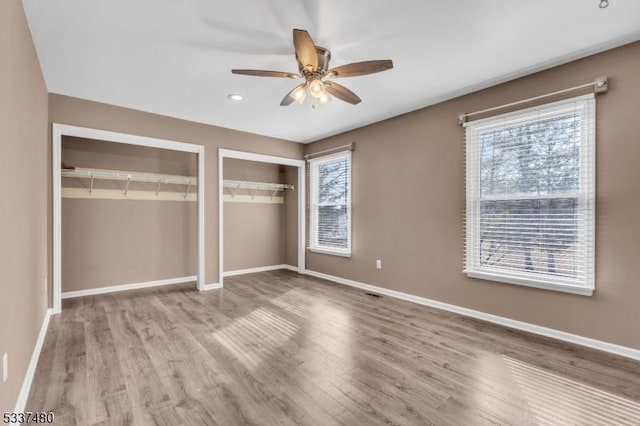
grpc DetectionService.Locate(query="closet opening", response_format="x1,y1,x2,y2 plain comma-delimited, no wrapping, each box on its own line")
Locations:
52,124,205,313
218,149,305,286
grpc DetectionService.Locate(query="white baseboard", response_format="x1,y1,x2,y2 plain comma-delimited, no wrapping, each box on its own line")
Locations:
304,270,640,362
14,308,52,412
202,283,222,291
61,276,197,299
223,264,298,277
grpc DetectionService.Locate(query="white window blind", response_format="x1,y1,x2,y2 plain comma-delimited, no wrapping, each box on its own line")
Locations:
464,94,595,295
309,151,351,256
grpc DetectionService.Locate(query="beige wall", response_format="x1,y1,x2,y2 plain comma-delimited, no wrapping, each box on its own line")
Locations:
49,94,305,288
61,137,197,291
283,166,299,267
223,158,280,182
306,41,640,350
223,159,285,271
0,0,49,412
63,136,197,175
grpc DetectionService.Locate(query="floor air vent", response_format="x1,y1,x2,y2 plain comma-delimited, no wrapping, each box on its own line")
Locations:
364,292,382,298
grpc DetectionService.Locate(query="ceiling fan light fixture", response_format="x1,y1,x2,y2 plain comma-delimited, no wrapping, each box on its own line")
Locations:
309,79,326,98
318,93,331,106
292,85,307,104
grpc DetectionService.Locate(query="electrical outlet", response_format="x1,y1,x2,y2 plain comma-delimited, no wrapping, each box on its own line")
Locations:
376,259,382,269
2,353,7,383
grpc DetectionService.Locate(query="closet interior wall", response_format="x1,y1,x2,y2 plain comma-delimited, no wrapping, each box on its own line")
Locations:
223,158,298,272
61,136,197,292
283,165,298,268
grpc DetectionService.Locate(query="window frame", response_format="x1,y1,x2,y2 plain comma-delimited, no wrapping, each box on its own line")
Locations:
464,94,595,296
308,150,352,257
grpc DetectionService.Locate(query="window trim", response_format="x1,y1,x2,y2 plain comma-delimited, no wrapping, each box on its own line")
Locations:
464,94,595,296
308,150,352,257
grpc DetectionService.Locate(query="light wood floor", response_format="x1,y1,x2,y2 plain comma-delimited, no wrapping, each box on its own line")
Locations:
28,271,640,425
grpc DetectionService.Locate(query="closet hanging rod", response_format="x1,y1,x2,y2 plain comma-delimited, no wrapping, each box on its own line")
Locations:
223,180,294,191
304,142,355,160
61,167,197,186
457,76,608,125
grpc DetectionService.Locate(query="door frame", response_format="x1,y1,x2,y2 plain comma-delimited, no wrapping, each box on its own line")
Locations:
52,123,205,314
218,148,306,287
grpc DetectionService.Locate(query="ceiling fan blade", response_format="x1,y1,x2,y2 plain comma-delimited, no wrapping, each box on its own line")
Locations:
324,82,361,105
232,69,300,78
281,82,307,106
293,29,318,71
327,60,393,78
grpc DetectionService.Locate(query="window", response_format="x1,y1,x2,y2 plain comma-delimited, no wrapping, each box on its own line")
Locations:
309,151,352,256
464,95,595,295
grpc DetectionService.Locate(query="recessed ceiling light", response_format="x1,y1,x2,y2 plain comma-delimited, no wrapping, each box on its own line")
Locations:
228,94,243,101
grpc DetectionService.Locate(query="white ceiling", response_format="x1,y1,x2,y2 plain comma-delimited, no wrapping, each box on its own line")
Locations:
22,0,640,143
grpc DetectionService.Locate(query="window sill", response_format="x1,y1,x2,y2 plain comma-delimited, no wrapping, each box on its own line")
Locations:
465,270,594,296
308,247,351,258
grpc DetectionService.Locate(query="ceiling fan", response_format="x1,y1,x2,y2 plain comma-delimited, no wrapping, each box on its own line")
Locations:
232,29,393,106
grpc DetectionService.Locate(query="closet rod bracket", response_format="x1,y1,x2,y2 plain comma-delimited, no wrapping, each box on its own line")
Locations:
124,176,131,196
250,184,261,200
184,180,192,199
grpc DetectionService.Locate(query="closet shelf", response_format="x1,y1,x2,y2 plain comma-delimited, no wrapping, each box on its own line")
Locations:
62,167,197,200
223,180,293,192
223,180,293,202
61,167,197,186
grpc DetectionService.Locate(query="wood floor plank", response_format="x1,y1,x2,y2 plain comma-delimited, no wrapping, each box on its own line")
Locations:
106,304,175,425
26,270,640,425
